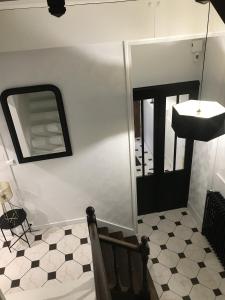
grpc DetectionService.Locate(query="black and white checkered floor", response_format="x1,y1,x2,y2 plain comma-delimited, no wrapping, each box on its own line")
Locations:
135,137,171,177
135,137,154,177
0,222,92,296
1,209,224,299
138,208,225,300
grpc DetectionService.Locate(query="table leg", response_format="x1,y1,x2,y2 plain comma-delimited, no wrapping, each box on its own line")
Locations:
21,224,30,248
26,218,32,233
1,228,11,252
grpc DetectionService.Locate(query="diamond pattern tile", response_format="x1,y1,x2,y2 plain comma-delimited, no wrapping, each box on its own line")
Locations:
0,222,92,295
138,208,225,300
1,208,225,298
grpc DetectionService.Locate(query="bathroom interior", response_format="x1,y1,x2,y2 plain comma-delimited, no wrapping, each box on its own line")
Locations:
0,0,225,299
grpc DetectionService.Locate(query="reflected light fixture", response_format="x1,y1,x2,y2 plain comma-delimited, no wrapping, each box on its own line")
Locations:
172,2,225,142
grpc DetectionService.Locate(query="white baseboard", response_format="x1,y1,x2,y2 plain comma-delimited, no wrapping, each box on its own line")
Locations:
31,217,135,237
187,203,202,229
97,218,135,237
31,217,86,231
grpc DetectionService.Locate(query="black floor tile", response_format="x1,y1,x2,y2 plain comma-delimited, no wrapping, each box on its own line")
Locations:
34,235,42,241
213,288,222,296
83,264,91,272
170,267,178,274
49,244,57,251
48,272,56,280
31,260,40,268
198,262,206,268
11,279,20,288
16,250,25,257
65,229,72,235
161,284,169,291
80,238,88,245
191,278,199,285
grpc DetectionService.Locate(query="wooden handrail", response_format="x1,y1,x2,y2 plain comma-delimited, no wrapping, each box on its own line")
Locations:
99,234,140,252
86,207,112,300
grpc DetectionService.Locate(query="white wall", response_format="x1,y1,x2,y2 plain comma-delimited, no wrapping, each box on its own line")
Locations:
131,38,203,88
0,1,155,52
0,0,223,54
0,44,134,230
188,34,225,223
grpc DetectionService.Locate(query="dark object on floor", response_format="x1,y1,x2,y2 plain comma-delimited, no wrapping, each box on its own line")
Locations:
47,0,66,17
86,206,158,300
0,209,32,252
202,191,225,268
136,157,141,166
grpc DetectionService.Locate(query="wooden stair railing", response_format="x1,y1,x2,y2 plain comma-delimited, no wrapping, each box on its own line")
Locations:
86,207,112,300
86,206,152,300
99,234,150,299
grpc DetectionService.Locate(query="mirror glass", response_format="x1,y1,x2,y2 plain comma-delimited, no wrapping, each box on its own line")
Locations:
1,85,72,163
8,91,65,157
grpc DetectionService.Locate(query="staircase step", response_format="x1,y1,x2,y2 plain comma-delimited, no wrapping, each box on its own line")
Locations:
109,231,130,292
99,227,116,289
109,231,124,240
98,227,109,236
124,235,143,295
124,235,139,245
111,290,141,300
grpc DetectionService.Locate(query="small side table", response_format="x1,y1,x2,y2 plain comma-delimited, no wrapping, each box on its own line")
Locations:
0,209,32,252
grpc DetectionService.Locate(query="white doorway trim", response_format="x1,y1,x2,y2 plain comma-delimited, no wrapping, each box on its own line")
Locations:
123,34,209,233
123,40,138,233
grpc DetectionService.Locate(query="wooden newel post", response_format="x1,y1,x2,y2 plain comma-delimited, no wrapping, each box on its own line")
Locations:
86,206,97,226
140,235,150,300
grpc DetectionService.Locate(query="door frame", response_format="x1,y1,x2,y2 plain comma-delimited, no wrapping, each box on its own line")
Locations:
123,35,205,233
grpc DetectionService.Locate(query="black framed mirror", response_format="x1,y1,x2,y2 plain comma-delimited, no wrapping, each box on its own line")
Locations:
1,84,72,163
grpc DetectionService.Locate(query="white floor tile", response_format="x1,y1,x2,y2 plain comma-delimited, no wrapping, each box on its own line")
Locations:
42,227,64,245
190,284,215,300
57,235,80,254
150,263,171,285
177,258,199,278
40,250,65,273
0,275,11,293
74,244,92,265
20,267,47,290
150,230,169,246
174,225,193,240
160,290,182,300
158,250,179,268
184,244,206,262
198,267,222,289
57,261,83,283
5,257,31,280
204,252,224,273
166,237,186,253
24,241,49,261
168,273,192,296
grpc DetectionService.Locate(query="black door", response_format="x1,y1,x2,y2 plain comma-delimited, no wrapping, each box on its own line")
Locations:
133,81,200,215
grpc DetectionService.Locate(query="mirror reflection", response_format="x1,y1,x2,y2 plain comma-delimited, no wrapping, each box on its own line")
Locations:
1,85,72,164
7,91,65,157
